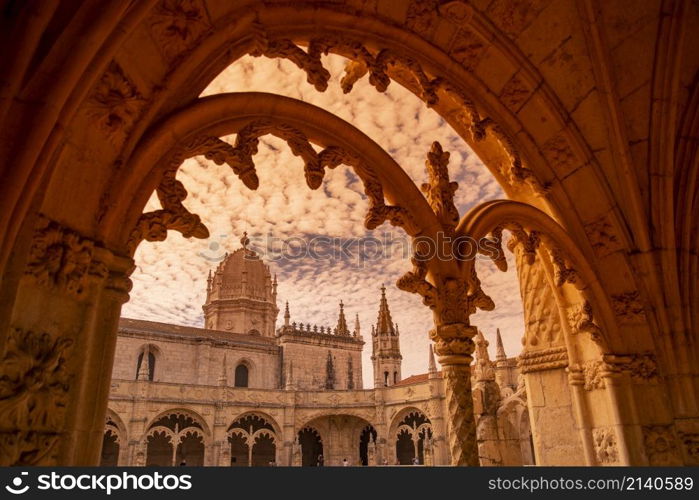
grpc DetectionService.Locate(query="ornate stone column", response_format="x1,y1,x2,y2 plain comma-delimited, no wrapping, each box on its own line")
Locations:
0,216,134,465
431,323,479,466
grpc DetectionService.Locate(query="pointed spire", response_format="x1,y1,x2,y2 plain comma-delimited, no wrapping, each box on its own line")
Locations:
353,313,360,337
428,344,437,374
284,301,290,326
137,347,150,381
495,328,507,361
336,300,349,336
240,231,249,249
375,285,395,335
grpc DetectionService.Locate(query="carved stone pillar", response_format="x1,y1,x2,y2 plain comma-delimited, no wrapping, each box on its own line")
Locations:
0,216,134,465
431,323,478,466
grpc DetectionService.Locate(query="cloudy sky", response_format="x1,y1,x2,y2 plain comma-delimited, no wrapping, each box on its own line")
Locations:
122,54,525,384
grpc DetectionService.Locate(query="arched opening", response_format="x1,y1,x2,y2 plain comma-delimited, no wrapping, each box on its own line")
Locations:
359,425,377,466
298,427,323,467
234,364,249,388
136,346,156,381
100,424,120,466
0,2,681,469
144,412,206,466
227,414,278,467
393,410,432,465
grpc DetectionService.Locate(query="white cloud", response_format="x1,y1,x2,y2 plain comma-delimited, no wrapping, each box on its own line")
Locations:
122,54,525,385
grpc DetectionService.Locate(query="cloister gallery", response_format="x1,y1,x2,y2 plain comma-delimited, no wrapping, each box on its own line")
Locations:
0,0,697,466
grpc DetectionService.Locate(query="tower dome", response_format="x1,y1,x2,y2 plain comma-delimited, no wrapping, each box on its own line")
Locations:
203,233,279,336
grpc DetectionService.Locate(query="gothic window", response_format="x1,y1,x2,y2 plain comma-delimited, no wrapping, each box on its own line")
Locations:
395,411,432,465
394,371,398,384
298,427,323,466
234,364,249,387
359,425,377,466
228,415,277,466
383,371,389,387
136,347,156,381
145,413,205,466
100,418,121,466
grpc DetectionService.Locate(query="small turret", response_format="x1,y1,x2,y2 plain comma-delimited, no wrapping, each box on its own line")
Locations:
284,301,290,327
495,328,507,362
371,285,402,388
428,343,438,379
336,300,350,336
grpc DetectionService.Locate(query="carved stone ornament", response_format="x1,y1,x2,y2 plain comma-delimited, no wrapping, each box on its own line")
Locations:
87,61,144,144
150,0,212,62
0,328,73,465
643,425,682,465
592,427,619,464
245,30,548,197
25,216,111,298
568,300,604,346
517,346,568,374
130,121,418,253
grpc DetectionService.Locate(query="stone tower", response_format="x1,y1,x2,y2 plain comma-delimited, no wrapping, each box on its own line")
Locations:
202,233,279,336
371,285,402,387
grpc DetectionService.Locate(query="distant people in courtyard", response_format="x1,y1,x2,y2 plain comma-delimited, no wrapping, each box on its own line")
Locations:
342,458,349,466
317,454,324,466
412,457,419,466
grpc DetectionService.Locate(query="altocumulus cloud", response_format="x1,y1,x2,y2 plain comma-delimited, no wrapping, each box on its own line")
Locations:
122,54,525,382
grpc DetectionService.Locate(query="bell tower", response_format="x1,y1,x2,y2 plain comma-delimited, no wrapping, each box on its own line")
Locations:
371,285,402,387
203,233,279,336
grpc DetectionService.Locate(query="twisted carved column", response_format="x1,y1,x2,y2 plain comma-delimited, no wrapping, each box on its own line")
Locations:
432,324,479,466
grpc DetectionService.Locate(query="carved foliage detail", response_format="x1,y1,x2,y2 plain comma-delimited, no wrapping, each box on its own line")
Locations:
643,425,682,465
568,300,603,346
421,141,459,233
248,32,549,197
0,328,73,465
150,0,212,62
592,427,619,464
88,62,144,144
611,292,645,323
25,217,102,298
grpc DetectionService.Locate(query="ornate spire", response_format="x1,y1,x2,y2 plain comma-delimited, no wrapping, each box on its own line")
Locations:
375,285,395,335
240,231,249,249
495,328,507,361
336,300,349,336
137,347,150,381
428,344,437,374
284,301,290,326
353,313,360,337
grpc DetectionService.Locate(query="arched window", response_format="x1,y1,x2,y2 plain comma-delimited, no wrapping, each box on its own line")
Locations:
136,347,156,381
394,371,398,384
234,364,249,387
383,371,389,387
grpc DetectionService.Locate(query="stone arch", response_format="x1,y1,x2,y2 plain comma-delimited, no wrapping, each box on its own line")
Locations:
226,412,279,467
135,343,162,381
100,409,127,466
228,411,282,438
0,1,694,467
496,395,534,466
389,408,433,465
231,357,256,389
297,426,323,467
300,413,377,466
141,408,209,467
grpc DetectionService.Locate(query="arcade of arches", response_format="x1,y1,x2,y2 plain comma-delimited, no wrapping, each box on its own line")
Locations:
0,0,698,467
